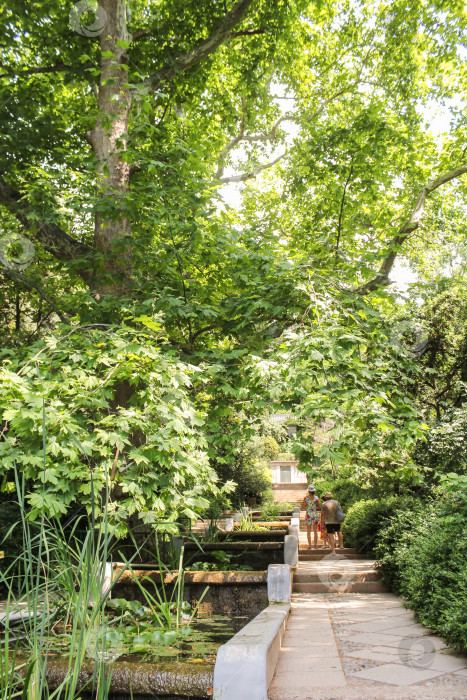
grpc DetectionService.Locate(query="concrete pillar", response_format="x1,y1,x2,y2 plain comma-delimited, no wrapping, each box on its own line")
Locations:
288,522,299,537
290,516,300,530
102,561,113,597
284,534,298,567
91,561,113,603
268,564,292,603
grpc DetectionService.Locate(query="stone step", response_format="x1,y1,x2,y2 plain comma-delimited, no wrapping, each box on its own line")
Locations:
299,552,368,560
293,557,384,593
294,570,381,583
298,546,357,553
292,581,387,593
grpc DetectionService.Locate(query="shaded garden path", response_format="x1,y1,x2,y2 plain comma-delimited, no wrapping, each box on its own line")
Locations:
269,518,467,700
269,590,467,699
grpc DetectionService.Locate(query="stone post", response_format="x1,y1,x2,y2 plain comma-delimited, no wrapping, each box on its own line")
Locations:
268,564,292,603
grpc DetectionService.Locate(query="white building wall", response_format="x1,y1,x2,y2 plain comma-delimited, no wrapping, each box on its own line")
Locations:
268,461,308,485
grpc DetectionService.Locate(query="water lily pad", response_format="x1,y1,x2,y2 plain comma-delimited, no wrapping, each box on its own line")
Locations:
150,630,164,644
162,630,178,645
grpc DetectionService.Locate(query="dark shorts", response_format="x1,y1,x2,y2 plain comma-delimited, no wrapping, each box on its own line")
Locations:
325,523,341,534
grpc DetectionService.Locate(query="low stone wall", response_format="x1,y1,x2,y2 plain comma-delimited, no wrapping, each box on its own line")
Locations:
43,656,213,697
208,529,288,542
183,541,284,569
185,571,268,618
112,568,268,620
213,602,291,700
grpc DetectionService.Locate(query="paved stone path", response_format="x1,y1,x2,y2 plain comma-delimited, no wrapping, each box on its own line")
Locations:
269,588,467,699
270,509,467,699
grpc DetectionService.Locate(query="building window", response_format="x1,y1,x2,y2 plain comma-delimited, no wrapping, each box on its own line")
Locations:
280,466,291,483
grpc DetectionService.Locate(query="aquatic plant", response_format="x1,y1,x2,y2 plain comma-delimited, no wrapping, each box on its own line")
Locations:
235,513,269,532
187,550,253,571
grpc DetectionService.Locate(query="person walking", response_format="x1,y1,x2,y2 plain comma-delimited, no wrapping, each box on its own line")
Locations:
302,484,320,549
320,491,344,554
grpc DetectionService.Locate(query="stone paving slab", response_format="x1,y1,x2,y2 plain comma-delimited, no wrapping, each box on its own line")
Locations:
352,662,444,685
347,648,405,663
271,687,467,700
349,615,416,632
268,590,467,700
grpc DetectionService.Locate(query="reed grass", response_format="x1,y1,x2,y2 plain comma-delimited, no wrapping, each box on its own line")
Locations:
0,472,120,700
0,374,208,698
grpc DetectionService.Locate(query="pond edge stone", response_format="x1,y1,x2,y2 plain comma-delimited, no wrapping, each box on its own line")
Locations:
213,602,291,700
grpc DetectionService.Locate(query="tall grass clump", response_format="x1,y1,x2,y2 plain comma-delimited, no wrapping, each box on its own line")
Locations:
0,471,120,700
0,385,123,699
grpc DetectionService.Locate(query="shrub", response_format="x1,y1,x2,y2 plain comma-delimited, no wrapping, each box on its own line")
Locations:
375,495,467,652
415,408,467,477
313,477,372,508
342,495,418,554
259,497,295,520
0,324,221,533
213,433,276,508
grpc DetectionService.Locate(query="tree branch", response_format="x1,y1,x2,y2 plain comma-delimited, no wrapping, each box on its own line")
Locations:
216,96,247,179
0,63,74,79
142,0,255,90
219,152,287,184
216,86,354,184
132,26,267,43
229,28,268,37
357,164,467,294
0,267,68,322
190,324,218,343
335,157,354,264
0,176,95,285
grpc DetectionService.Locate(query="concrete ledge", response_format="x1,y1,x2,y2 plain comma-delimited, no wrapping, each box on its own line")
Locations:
113,567,268,585
112,566,269,618
213,603,290,700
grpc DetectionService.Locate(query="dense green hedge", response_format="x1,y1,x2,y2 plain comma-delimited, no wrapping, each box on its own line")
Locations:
313,477,373,508
341,495,418,554
342,492,467,652
376,495,467,652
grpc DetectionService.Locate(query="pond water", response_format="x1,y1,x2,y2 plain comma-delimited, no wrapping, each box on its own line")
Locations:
111,614,249,665
2,600,254,698
3,613,251,699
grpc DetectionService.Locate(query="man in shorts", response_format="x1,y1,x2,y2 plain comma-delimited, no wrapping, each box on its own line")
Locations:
320,491,343,554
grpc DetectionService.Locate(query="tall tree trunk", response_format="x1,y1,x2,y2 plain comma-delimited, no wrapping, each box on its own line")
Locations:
90,0,132,295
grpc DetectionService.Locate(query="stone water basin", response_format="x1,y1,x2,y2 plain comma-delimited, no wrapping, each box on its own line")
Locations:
43,614,250,699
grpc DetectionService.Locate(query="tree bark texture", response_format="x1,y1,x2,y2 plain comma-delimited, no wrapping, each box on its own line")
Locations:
90,0,132,295
1,1,255,297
